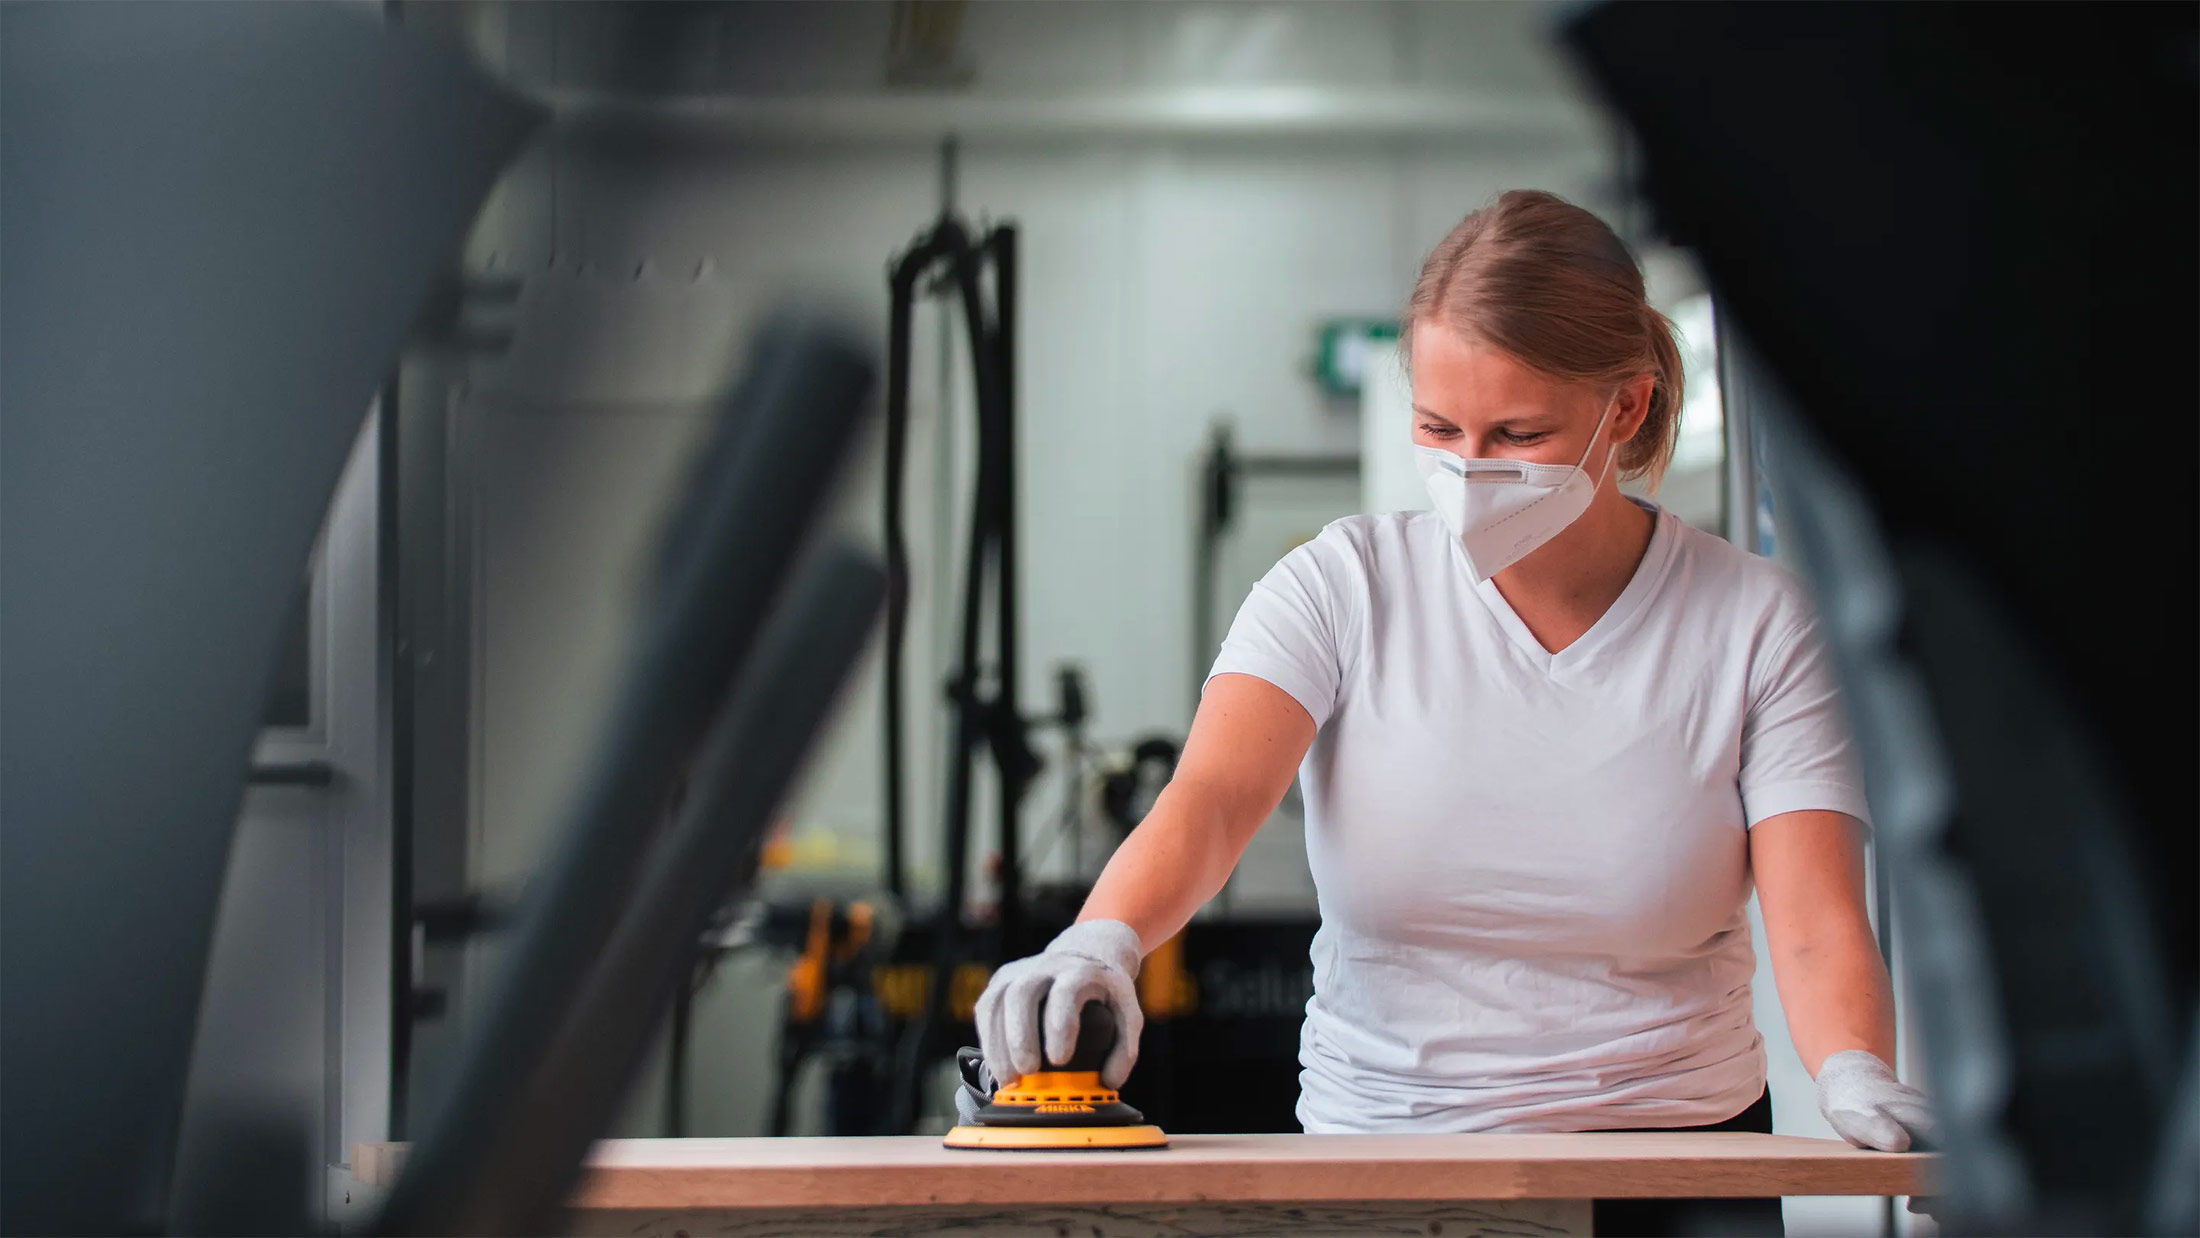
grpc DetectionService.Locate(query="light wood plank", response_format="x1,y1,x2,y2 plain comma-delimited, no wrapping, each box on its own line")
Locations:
564,1198,1594,1237
354,1133,1930,1208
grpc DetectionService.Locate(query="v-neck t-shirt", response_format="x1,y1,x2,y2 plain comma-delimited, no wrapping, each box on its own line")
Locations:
1204,500,1871,1133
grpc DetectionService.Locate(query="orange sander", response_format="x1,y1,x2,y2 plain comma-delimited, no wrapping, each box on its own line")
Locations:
942,999,1167,1150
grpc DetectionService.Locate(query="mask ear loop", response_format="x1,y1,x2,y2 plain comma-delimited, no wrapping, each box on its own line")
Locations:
1575,393,1622,486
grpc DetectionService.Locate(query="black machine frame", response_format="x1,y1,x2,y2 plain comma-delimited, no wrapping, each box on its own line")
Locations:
879,212,1048,1132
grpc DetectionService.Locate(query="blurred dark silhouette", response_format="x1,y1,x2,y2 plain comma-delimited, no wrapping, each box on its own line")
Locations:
373,315,882,1236
0,4,539,1232
1567,5,2196,1233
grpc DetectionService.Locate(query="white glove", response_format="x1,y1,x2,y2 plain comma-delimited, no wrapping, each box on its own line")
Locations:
952,1049,995,1126
1816,1049,1937,1152
973,919,1145,1089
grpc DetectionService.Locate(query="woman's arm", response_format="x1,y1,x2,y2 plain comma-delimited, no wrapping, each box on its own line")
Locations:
1079,672,1316,952
1751,809,1896,1072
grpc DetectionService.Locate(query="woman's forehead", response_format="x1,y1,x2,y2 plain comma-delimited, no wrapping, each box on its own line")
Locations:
1410,326,1587,422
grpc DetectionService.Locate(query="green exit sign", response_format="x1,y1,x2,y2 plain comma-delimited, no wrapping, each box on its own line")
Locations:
1313,318,1400,399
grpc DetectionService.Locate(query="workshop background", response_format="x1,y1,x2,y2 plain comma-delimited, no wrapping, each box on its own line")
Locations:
183,4,1915,1233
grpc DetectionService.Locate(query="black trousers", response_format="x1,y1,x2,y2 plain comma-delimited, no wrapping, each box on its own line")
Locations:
1591,1089,1785,1237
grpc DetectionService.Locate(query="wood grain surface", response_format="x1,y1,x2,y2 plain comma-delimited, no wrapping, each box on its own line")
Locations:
560,1197,1595,1237
353,1133,1931,1209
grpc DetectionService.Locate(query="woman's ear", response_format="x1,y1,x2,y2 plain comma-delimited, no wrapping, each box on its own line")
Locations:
1612,373,1657,443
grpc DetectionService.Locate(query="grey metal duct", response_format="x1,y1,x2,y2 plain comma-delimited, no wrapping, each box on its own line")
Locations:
0,5,539,1232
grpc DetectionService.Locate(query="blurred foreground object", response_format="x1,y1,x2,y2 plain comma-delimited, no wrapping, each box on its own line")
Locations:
373,317,881,1236
1566,5,2196,1234
0,4,539,1232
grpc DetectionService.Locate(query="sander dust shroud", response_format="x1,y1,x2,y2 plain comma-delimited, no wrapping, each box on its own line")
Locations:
944,1001,1168,1150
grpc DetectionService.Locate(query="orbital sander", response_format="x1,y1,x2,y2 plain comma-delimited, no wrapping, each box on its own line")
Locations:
943,999,1168,1150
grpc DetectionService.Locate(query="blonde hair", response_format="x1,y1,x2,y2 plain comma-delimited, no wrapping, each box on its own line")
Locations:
1403,190,1685,489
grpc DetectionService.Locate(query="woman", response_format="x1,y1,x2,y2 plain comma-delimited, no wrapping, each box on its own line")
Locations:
970,191,1933,1234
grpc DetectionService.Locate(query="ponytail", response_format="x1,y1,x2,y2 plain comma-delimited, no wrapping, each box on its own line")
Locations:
1626,302,1686,492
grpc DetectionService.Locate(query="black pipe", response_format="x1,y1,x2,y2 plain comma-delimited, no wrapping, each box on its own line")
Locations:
664,964,690,1138
1231,454,1359,476
880,263,906,901
881,247,915,904
882,220,968,904
878,216,975,1134
880,216,1042,1133
984,224,1030,955
378,367,414,1140
379,0,414,1148
906,224,993,1134
1192,426,1229,714
1190,421,1358,710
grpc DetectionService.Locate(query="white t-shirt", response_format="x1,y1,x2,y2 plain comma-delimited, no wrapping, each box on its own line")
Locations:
1204,500,1871,1134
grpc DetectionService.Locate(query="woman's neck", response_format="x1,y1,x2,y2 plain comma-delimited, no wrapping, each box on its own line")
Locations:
1489,487,1658,653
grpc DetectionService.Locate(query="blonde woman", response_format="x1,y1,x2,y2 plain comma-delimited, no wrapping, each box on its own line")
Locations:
970,191,1933,1235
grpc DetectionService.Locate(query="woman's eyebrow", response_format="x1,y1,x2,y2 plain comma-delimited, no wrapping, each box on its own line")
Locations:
1411,404,1559,429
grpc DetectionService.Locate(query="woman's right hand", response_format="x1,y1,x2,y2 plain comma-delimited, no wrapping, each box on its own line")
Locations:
969,674,1313,1097
973,919,1145,1089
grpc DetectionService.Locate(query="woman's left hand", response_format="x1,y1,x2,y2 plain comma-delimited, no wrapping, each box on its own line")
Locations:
1815,1049,1936,1152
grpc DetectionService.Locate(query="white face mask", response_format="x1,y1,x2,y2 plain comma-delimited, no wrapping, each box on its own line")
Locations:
1414,399,1620,582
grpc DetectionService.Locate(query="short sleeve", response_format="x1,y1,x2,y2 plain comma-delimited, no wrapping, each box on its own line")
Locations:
1739,590,1875,829
1203,529,1356,729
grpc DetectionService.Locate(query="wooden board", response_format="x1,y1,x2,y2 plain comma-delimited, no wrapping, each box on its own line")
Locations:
353,1133,1930,1210
559,1198,1594,1237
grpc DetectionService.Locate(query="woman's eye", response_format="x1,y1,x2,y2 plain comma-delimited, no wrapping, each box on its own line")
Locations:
1498,429,1548,445
1419,423,1459,438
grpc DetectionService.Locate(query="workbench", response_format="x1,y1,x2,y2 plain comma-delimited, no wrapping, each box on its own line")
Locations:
351,1133,1931,1236
343,1134,1927,1231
